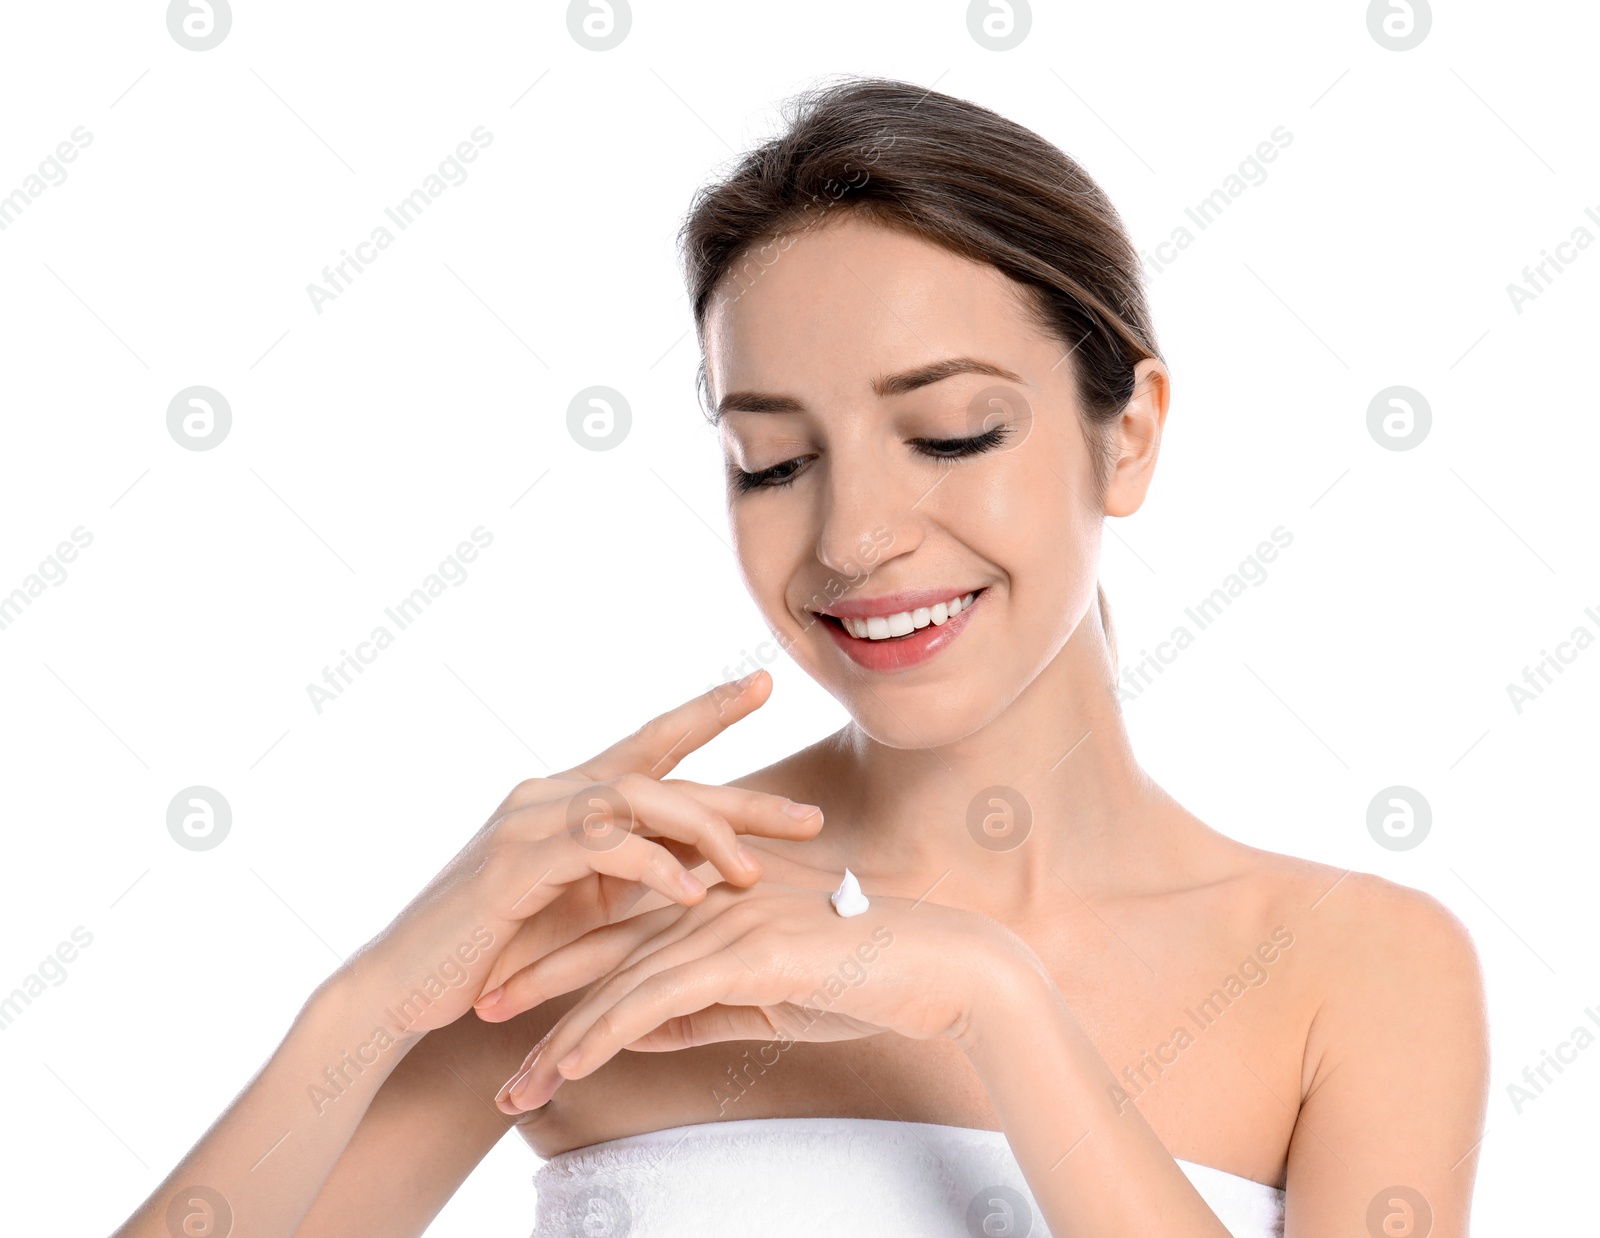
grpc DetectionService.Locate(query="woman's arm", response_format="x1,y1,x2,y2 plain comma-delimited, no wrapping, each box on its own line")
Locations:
957,876,1489,1237
110,671,820,1236
113,972,563,1238
111,973,435,1237
491,876,1488,1237
293,993,558,1237
1279,877,1489,1235
485,887,1236,1237
956,952,1239,1237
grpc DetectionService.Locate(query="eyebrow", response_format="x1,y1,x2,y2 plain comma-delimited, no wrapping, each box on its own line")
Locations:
713,356,1025,421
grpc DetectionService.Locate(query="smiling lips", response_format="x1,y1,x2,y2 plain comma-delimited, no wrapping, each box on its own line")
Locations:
813,586,985,673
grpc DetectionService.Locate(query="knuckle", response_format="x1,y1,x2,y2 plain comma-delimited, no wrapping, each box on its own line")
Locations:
629,713,671,747
588,1010,620,1045
489,804,547,847
641,847,681,888
567,782,635,845
725,895,766,931
510,776,544,802
610,771,650,799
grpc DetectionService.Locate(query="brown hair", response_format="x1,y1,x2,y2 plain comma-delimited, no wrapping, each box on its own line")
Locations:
678,74,1161,674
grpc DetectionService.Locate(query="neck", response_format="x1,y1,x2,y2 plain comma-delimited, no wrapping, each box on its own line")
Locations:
818,612,1180,919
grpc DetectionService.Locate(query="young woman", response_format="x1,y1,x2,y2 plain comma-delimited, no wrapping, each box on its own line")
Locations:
115,77,1489,1238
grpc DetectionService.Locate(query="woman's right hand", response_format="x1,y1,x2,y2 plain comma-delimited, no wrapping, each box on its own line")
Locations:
331,668,822,1040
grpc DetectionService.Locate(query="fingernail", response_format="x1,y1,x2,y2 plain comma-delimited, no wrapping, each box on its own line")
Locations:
733,669,761,689
476,985,503,1009
679,869,707,898
556,1048,583,1074
498,1062,533,1105
508,1049,548,1104
736,843,760,872
784,801,822,821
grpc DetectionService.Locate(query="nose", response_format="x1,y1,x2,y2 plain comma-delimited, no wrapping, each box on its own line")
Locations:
813,440,924,584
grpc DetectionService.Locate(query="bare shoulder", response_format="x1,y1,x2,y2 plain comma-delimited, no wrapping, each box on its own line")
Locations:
1228,841,1480,992
1192,834,1479,964
1283,860,1489,1071
1167,832,1487,1056
1231,854,1489,1218
1233,847,1485,1006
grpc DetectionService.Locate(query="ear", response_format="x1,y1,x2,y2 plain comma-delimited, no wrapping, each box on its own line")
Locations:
1103,357,1170,518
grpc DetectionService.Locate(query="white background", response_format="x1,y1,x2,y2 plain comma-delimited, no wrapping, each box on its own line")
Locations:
1,1,1595,1234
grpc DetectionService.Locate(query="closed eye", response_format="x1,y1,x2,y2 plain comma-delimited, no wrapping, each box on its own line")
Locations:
730,424,1012,493
907,424,1012,459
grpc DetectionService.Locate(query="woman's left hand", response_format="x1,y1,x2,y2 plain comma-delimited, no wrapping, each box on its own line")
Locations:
484,881,1034,1114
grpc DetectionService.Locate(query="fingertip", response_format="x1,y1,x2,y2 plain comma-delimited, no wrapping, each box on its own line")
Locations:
677,868,708,902
736,667,772,703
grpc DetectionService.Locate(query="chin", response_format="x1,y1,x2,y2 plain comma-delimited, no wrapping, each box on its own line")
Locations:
816,659,1015,749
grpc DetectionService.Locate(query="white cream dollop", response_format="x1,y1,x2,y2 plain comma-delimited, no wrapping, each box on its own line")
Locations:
830,867,869,917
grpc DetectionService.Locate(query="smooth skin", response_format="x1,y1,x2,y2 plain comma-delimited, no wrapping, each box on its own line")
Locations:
111,680,823,1237
115,212,1489,1238
483,215,1490,1235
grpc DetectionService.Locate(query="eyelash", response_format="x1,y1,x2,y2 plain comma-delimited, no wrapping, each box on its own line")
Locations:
731,425,1013,494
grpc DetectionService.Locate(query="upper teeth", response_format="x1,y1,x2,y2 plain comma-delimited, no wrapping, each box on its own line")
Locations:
839,592,976,640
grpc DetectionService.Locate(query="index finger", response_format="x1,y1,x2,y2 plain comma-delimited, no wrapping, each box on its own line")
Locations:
559,668,773,781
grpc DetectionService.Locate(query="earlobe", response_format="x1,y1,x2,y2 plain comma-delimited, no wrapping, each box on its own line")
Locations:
1103,358,1170,518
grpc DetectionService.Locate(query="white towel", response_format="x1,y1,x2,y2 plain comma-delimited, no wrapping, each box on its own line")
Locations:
531,1115,1285,1237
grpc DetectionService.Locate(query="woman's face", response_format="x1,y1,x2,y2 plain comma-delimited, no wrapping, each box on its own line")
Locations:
705,213,1161,748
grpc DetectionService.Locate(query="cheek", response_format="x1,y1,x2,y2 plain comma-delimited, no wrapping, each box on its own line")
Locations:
957,443,1100,622
730,502,806,618
950,444,1083,562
